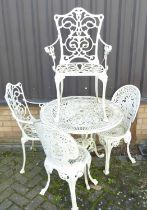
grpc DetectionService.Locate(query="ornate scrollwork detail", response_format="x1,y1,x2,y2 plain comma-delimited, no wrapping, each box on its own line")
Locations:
112,85,141,128
55,8,104,63
48,46,56,59
5,83,32,122
104,45,112,55
99,136,120,149
40,96,123,133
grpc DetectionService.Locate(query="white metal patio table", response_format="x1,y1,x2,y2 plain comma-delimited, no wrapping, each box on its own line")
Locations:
40,96,123,134
40,96,123,163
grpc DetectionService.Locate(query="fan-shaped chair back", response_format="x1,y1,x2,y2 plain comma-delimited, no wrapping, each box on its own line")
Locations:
112,85,141,129
54,7,104,64
35,122,79,165
5,82,33,123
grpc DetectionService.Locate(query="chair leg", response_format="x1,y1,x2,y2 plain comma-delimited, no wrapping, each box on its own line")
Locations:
124,131,136,163
55,74,65,122
20,137,27,174
87,162,98,185
84,166,90,190
101,74,108,122
40,173,51,195
90,134,104,158
103,139,112,175
60,80,64,99
99,137,120,175
95,76,100,102
30,141,34,150
93,143,104,158
67,179,78,210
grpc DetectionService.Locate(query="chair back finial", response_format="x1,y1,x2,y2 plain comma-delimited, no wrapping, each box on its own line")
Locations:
5,82,33,122
112,85,141,128
54,7,104,64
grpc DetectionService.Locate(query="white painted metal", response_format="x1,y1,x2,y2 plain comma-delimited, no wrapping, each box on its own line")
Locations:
34,121,98,210
4,82,40,174
44,7,112,121
40,96,123,157
98,85,141,175
40,96,123,134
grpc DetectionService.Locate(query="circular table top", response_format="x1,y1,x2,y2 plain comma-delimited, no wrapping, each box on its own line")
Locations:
40,96,123,134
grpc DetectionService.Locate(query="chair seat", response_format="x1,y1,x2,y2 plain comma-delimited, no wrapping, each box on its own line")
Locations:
56,63,105,76
99,122,128,138
23,123,39,140
68,146,90,166
47,146,91,175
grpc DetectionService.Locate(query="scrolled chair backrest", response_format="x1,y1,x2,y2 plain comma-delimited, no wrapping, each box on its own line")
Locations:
54,7,104,64
34,121,79,165
4,82,33,123
112,85,141,129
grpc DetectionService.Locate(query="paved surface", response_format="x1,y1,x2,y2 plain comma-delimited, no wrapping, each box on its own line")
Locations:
0,146,147,210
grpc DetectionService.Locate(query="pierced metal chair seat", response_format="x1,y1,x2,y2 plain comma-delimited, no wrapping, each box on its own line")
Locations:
22,123,39,139
5,82,40,174
49,146,91,176
98,85,141,175
35,121,98,210
56,63,105,75
99,121,128,138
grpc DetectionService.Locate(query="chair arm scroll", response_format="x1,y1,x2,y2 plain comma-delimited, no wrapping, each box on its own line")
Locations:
99,36,112,70
44,37,59,72
26,100,47,107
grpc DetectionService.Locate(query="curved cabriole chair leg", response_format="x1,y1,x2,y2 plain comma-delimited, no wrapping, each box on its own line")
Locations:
84,166,90,190
60,80,64,99
40,159,52,195
102,74,108,122
93,143,105,158
87,162,98,185
55,77,61,122
40,173,51,195
55,74,65,122
20,137,27,174
30,141,34,150
95,76,100,103
68,179,79,210
90,134,104,158
103,139,113,175
124,131,136,164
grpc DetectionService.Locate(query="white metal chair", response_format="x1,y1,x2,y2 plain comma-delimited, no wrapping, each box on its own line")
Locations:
98,85,141,175
34,121,98,210
4,82,40,174
45,7,112,121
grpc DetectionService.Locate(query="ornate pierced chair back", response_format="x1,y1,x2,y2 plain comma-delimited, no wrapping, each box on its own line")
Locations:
54,7,104,64
5,83,33,124
35,122,79,165
112,85,141,129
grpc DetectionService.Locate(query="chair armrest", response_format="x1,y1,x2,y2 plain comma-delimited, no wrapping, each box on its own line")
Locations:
17,117,40,125
99,36,112,54
17,118,34,125
44,36,59,72
26,99,45,106
99,36,112,70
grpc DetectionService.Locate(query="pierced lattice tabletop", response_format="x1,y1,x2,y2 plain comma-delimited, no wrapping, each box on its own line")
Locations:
40,96,123,135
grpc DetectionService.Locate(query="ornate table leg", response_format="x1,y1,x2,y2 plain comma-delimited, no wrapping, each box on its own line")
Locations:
76,134,104,158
